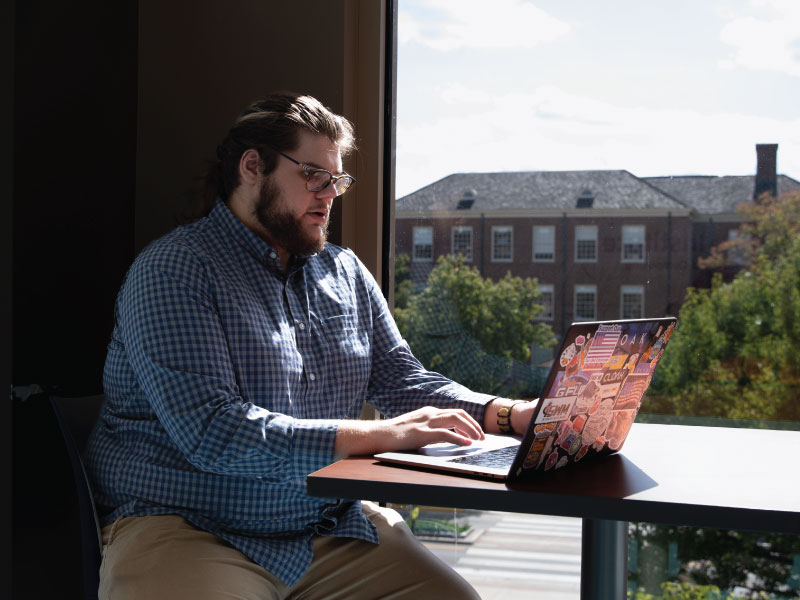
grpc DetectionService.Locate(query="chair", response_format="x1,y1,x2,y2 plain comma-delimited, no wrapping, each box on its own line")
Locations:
50,393,105,600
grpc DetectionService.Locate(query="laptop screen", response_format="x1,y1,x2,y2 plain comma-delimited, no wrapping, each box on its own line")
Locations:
511,317,676,478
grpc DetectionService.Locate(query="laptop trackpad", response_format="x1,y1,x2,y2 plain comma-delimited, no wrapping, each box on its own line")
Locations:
418,434,520,457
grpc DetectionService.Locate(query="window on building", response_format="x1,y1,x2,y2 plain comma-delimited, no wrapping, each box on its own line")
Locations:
412,226,433,262
532,225,555,262
492,226,513,262
574,284,597,321
621,285,645,319
622,225,646,263
451,226,473,261
537,284,554,321
727,228,747,266
575,225,597,262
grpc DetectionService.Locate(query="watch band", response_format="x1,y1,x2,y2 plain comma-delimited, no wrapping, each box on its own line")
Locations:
496,400,525,434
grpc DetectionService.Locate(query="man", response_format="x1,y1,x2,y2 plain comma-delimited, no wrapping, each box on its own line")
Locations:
85,92,536,599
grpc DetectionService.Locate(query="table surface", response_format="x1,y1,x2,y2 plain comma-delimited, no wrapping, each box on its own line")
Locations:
308,423,800,534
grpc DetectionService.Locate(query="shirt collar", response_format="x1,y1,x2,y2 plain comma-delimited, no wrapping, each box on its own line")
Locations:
209,199,313,272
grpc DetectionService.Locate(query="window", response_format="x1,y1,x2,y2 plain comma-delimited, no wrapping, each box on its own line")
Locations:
537,284,554,321
621,285,644,319
451,226,473,261
575,225,597,262
492,226,513,262
622,225,645,263
574,285,597,321
532,225,555,262
412,226,433,262
727,228,747,266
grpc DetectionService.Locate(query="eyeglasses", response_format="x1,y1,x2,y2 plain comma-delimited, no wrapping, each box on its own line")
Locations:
270,149,356,197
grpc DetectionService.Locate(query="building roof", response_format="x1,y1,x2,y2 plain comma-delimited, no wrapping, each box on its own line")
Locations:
396,170,688,213
644,175,800,215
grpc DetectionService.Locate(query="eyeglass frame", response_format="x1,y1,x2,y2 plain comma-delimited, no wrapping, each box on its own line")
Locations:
263,147,356,197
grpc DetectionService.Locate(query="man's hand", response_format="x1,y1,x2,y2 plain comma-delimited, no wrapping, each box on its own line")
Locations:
333,406,485,460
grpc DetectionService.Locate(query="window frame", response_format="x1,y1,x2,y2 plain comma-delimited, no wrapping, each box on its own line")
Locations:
491,225,514,263
536,283,554,321
574,284,598,321
621,225,646,264
532,225,556,263
574,225,598,263
620,284,645,319
451,225,473,262
412,226,434,263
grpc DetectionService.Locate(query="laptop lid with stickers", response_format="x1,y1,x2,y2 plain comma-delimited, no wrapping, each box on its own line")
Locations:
506,317,677,482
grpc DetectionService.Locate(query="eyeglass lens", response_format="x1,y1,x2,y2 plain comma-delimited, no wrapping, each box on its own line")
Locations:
306,170,353,196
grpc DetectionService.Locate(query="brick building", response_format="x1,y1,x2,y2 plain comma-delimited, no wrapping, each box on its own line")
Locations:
395,144,800,341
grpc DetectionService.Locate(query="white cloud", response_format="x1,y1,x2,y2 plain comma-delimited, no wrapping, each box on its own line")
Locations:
395,85,800,197
399,0,571,51
719,0,800,77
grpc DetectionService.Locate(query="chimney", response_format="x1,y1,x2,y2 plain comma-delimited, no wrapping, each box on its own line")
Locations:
754,143,778,201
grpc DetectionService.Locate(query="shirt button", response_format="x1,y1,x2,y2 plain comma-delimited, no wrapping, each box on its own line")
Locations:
298,322,306,330
309,373,317,381
269,251,278,259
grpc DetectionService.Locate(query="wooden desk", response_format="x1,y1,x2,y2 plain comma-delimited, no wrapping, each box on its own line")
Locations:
308,423,800,599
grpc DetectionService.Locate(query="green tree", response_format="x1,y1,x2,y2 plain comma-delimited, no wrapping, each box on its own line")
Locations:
649,191,800,422
394,253,415,310
628,523,800,599
394,255,556,397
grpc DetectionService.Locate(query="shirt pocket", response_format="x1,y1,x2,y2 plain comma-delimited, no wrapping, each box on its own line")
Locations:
317,314,372,411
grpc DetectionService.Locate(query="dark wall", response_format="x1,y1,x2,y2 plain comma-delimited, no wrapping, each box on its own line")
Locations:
13,1,138,393
12,2,139,597
10,2,358,597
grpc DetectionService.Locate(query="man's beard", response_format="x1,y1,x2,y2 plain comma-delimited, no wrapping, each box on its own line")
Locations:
254,177,328,258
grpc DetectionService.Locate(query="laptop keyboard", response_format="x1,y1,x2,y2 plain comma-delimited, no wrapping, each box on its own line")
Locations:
448,445,517,468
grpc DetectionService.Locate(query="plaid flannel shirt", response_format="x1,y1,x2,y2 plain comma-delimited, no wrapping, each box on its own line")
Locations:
84,200,494,586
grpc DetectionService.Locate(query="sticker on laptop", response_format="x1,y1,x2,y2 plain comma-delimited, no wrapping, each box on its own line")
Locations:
535,396,578,424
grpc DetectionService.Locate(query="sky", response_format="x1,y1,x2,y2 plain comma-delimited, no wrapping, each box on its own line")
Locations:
395,0,800,198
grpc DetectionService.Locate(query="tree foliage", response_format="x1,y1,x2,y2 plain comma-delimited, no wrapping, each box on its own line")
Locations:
394,255,556,397
649,191,800,422
629,523,800,599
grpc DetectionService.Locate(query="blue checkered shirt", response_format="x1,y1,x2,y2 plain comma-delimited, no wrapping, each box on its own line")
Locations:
84,200,494,586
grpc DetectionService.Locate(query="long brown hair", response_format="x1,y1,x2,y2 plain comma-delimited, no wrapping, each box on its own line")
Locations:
191,92,355,220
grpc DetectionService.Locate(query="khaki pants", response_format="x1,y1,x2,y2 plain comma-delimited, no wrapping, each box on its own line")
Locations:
98,502,480,600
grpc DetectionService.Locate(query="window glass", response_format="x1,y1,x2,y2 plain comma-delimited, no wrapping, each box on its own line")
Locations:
394,1,800,597
620,285,644,319
532,225,555,262
412,226,433,262
536,283,554,320
451,226,473,261
574,284,597,321
491,226,513,262
574,225,597,262
621,225,645,263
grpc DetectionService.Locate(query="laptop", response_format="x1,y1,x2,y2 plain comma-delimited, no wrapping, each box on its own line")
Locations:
375,317,677,481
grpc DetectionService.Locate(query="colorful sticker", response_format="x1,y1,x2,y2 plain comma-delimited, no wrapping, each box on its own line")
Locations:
604,353,629,370
523,436,549,469
582,325,622,370
614,374,651,410
535,396,578,424
606,409,637,450
559,342,577,367
572,414,587,433
555,456,569,470
545,450,559,471
575,444,589,462
568,434,583,455
582,398,614,442
533,422,557,437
